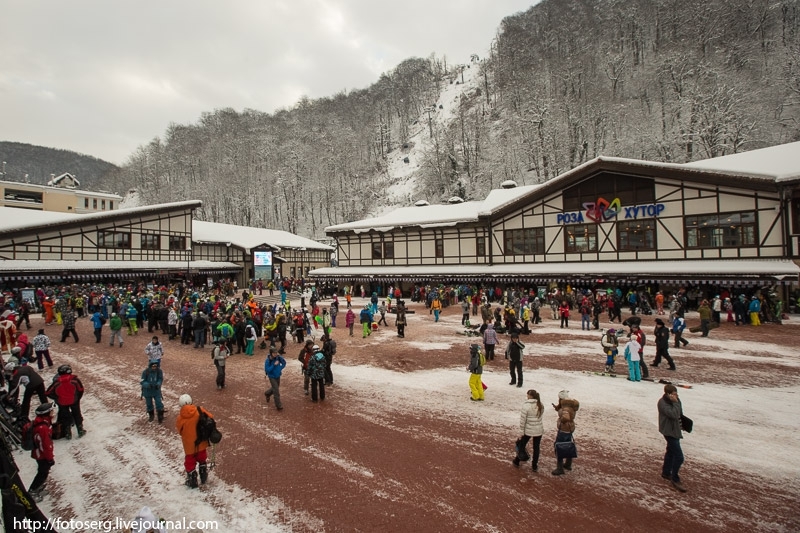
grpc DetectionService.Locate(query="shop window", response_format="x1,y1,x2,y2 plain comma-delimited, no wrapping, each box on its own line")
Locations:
141,234,160,250
503,228,544,255
564,224,597,253
290,267,296,278
617,220,656,251
169,236,186,250
685,212,756,248
98,230,131,249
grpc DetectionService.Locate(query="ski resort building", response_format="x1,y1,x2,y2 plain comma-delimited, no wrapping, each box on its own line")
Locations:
0,200,332,287
0,175,122,214
312,142,800,295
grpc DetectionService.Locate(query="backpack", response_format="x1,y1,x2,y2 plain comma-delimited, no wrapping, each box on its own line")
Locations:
195,406,222,446
328,340,337,356
99,315,107,325
21,420,45,451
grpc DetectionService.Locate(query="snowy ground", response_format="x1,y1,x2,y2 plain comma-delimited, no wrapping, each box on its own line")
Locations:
13,295,800,532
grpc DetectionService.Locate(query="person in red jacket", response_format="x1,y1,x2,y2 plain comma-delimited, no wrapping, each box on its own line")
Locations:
559,301,570,329
45,365,85,439
28,402,55,501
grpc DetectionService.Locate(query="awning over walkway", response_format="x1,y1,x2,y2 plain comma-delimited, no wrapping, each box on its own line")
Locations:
0,260,242,281
309,259,800,285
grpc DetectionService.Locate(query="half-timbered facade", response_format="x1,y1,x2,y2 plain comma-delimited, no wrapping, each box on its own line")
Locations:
313,142,800,291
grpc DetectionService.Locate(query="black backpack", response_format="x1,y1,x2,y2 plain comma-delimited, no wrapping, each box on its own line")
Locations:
195,406,222,446
21,420,46,451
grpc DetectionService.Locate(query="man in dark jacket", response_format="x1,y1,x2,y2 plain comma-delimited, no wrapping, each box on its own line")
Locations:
507,333,524,388
321,334,336,386
658,384,687,493
651,318,676,370
6,361,47,421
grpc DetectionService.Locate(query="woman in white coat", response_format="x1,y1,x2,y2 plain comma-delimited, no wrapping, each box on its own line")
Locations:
513,389,545,471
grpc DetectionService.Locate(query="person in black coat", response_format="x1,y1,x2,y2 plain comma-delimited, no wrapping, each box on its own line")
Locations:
651,318,676,370
7,362,47,421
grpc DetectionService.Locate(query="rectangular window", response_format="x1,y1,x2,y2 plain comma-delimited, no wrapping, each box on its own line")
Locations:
383,242,394,259
435,239,444,258
84,198,89,208
169,236,186,250
98,231,131,249
372,242,383,259
476,237,486,256
617,220,656,251
93,199,97,209
101,200,106,210
290,267,296,278
685,211,756,248
503,228,544,255
141,234,160,250
565,224,597,253
109,201,113,210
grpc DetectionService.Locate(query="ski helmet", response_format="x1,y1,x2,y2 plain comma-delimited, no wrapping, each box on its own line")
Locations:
179,394,193,406
35,402,55,415
57,364,72,375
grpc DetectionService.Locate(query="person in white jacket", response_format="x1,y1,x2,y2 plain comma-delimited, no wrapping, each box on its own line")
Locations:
513,389,544,471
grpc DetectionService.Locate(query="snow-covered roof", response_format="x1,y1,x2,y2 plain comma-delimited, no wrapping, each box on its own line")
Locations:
310,259,799,280
325,185,540,233
46,172,80,187
0,259,241,273
0,179,121,199
192,220,333,252
0,201,201,233
684,141,800,181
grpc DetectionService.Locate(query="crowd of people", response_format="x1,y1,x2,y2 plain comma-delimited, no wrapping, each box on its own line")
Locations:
0,276,787,502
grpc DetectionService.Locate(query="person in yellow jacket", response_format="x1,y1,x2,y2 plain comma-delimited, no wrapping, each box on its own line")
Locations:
176,394,213,488
431,297,443,322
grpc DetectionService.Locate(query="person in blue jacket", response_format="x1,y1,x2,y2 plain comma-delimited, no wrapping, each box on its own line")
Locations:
264,347,287,410
359,305,373,338
140,360,164,423
90,311,105,343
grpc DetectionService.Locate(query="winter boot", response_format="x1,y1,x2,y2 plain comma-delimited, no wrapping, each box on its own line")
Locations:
552,459,565,476
64,426,72,440
563,458,573,471
199,463,208,485
185,470,199,489
157,410,164,424
148,411,155,422
76,426,86,438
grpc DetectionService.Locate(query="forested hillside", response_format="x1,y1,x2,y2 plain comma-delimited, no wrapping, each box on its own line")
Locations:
115,0,800,239
0,141,119,192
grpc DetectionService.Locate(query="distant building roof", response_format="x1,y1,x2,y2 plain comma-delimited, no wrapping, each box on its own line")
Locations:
192,220,333,252
46,172,80,188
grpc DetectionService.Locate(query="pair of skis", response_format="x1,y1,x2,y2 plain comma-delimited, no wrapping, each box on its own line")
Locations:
583,371,693,389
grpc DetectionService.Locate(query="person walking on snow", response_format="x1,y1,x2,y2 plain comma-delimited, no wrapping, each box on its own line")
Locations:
359,305,373,338
176,394,213,488
264,347,286,410
651,318,676,370
658,384,688,493
141,360,165,423
467,344,485,401
144,336,164,366
506,332,524,388
27,402,55,502
513,389,544,471
551,390,579,476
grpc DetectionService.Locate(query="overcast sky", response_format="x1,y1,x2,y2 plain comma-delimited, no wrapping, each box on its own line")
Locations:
0,0,534,165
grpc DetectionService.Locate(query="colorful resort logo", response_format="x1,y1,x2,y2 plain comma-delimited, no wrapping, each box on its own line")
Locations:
556,198,665,224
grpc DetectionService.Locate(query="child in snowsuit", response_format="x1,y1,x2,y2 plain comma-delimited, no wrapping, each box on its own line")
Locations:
601,329,619,373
